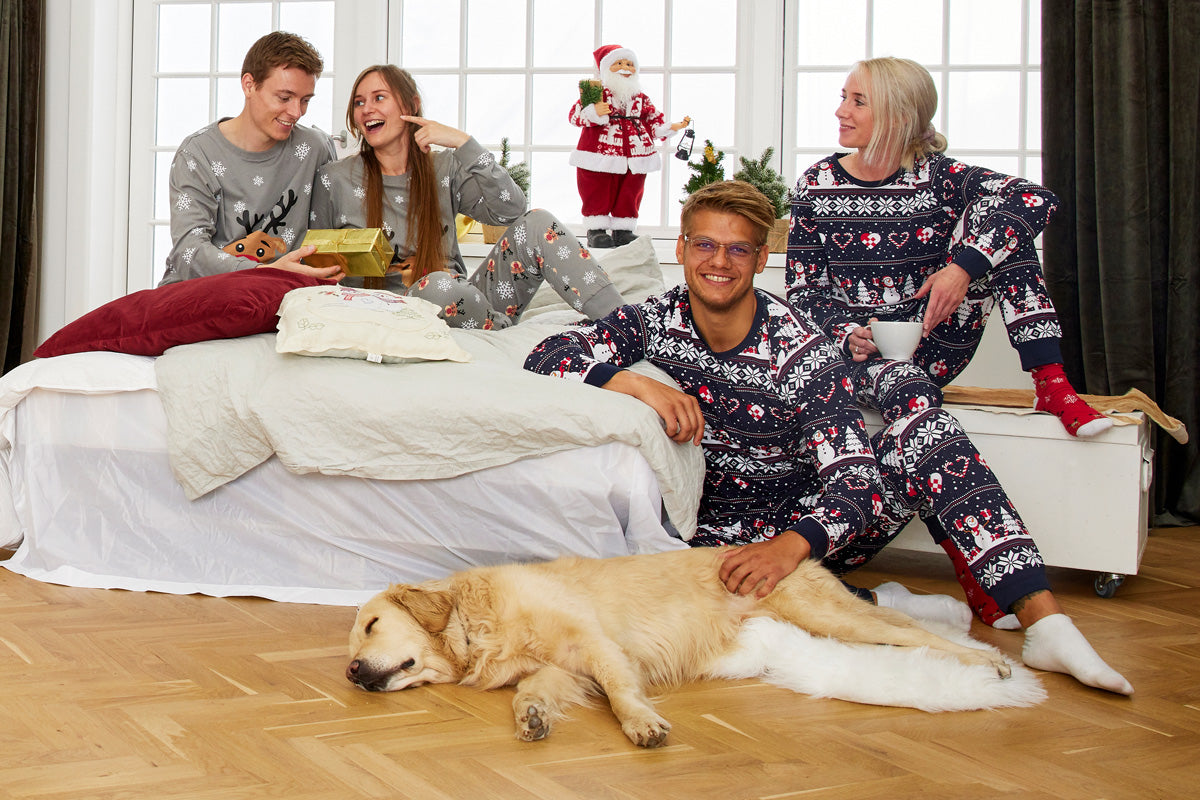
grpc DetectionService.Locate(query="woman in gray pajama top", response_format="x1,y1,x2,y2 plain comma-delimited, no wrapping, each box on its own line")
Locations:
311,64,624,329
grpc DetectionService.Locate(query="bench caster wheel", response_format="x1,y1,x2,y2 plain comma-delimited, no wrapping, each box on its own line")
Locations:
1093,573,1125,598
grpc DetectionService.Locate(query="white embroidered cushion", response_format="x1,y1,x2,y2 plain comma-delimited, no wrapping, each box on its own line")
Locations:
275,285,472,363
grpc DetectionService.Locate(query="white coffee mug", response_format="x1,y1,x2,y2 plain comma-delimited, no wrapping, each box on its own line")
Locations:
870,320,923,361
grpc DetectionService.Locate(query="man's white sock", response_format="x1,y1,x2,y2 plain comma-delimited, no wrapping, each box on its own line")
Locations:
873,582,972,630
1022,613,1133,695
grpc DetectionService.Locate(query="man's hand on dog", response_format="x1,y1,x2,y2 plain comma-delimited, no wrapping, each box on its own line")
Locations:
602,370,705,445
719,532,812,598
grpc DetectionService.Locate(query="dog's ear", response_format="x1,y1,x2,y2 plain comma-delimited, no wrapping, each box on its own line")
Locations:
389,586,454,633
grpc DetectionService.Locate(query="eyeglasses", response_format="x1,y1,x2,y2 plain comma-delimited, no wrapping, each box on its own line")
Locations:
683,235,762,265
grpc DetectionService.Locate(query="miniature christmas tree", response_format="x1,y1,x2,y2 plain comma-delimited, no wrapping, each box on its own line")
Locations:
681,139,726,201
498,137,531,207
732,146,790,219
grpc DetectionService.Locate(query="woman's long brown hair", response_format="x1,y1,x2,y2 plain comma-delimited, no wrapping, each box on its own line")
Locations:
346,65,445,282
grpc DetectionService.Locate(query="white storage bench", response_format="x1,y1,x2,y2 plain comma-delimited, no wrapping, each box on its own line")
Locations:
862,407,1152,597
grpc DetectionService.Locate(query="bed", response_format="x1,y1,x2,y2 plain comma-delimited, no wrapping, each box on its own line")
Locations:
0,239,702,606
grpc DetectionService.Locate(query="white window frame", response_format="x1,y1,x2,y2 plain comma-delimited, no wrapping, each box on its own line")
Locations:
126,0,381,292
782,0,1043,185
39,0,1040,341
388,0,782,241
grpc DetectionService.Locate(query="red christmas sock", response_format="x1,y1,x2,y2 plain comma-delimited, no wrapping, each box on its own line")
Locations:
1031,363,1112,437
937,539,1009,626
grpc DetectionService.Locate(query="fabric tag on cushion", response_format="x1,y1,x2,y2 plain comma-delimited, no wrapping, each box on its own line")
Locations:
33,268,331,358
274,285,472,363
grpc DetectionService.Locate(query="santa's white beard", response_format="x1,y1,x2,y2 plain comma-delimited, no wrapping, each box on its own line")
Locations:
603,71,643,112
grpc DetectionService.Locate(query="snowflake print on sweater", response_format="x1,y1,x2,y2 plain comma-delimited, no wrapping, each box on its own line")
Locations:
524,286,886,557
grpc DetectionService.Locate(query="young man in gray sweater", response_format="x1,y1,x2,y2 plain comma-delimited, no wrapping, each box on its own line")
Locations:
160,31,341,285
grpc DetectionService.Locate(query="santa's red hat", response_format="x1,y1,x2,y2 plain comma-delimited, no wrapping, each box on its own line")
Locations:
594,44,637,74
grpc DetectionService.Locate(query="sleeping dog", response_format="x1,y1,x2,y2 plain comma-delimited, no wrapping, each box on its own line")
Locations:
346,548,1009,747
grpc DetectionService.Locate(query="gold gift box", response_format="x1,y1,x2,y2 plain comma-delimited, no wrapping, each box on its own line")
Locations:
302,228,390,277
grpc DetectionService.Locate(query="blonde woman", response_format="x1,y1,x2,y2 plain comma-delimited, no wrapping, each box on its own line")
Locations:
787,56,1107,437
787,58,1124,637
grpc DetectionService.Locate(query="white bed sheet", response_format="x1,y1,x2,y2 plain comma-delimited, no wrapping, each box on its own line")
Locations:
0,360,687,606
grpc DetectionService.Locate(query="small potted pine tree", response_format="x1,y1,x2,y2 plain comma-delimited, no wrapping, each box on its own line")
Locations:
732,146,791,252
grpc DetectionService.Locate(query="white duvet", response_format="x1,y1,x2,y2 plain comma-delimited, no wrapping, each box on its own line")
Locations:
154,319,705,540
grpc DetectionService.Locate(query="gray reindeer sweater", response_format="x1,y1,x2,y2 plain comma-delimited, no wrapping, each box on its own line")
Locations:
160,120,336,285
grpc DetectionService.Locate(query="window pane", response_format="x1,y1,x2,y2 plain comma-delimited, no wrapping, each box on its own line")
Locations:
154,151,175,220
403,0,461,69
279,2,336,67
948,0,1021,64
533,0,594,69
794,71,845,151
872,0,942,63
154,224,174,286
309,75,335,137
671,0,736,67
529,151,579,219
664,156,694,226
465,74,525,144
946,72,1020,149
157,77,211,145
671,73,733,150
1026,71,1040,150
795,0,866,65
158,4,211,73
217,2,271,73
466,1,526,68
637,72,664,109
639,168,663,227
602,0,665,68
216,76,242,121
414,74,461,129
927,68,946,132
1025,155,1042,184
532,73,588,147
1028,0,1041,65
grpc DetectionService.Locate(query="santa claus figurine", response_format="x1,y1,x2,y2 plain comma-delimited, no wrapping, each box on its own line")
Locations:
569,44,690,248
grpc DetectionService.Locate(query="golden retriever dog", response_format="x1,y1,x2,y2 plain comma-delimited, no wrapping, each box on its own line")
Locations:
347,548,1010,747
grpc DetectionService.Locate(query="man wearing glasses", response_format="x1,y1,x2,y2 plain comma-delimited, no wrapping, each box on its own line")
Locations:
525,179,888,599
523,179,1133,695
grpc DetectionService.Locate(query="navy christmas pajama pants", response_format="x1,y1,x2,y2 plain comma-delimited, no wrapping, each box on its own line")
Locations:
825,357,1051,613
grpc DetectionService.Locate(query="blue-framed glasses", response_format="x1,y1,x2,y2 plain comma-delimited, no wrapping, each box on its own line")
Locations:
683,235,761,265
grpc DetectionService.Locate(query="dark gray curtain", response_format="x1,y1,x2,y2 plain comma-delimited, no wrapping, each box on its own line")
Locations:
1042,0,1200,524
0,0,42,372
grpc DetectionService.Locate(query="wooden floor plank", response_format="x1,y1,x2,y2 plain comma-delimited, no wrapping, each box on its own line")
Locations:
1,526,1198,798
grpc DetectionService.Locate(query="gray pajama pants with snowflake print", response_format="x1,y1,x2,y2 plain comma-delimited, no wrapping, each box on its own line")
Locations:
824,359,1050,613
405,209,624,329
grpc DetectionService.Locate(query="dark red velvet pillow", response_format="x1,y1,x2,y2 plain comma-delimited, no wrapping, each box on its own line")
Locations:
34,268,332,358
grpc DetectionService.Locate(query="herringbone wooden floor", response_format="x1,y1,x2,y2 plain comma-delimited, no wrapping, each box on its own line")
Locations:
1,527,1197,800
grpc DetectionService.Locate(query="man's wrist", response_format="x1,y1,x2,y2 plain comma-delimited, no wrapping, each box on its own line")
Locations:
784,516,827,560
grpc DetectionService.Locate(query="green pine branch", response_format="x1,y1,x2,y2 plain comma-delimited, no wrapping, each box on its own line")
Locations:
732,146,790,218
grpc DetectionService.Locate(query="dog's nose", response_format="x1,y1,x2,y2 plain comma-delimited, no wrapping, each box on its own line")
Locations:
346,659,362,680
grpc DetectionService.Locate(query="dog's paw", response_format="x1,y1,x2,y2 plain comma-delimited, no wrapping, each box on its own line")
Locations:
622,712,671,748
992,656,1013,680
516,703,550,742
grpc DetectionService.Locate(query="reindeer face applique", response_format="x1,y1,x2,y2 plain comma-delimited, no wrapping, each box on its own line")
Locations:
223,231,288,263
224,188,300,263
